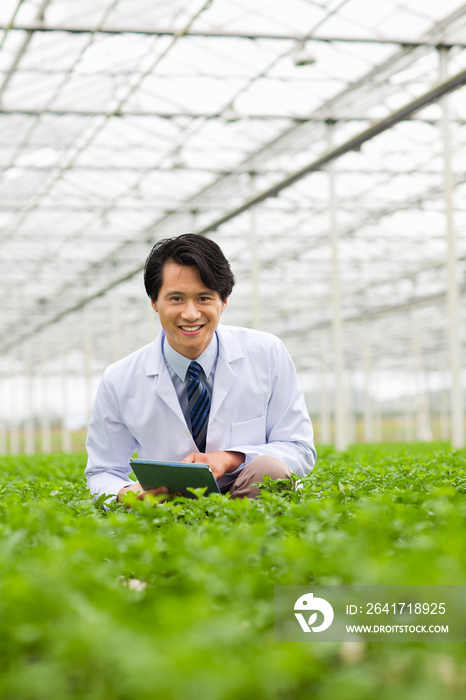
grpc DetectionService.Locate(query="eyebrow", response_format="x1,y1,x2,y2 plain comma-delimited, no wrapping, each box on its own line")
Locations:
163,289,214,296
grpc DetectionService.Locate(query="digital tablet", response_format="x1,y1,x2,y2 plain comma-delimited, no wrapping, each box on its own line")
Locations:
129,458,220,499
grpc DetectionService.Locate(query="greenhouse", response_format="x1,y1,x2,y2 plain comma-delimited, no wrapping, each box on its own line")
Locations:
1,1,466,699
1,0,465,452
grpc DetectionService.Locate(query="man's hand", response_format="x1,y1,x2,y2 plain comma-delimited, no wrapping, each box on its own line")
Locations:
181,450,245,480
117,481,169,503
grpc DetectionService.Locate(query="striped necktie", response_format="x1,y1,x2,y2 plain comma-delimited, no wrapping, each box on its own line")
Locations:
187,361,210,453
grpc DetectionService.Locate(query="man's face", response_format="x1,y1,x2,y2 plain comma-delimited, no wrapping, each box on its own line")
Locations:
151,261,227,359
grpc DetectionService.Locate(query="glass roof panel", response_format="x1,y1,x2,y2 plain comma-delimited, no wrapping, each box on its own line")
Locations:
0,0,466,434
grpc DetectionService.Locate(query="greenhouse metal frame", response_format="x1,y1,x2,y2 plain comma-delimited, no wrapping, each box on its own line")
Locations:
0,0,465,452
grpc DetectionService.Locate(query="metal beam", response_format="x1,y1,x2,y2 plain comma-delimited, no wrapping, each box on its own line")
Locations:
195,66,466,232
3,107,466,127
1,67,466,354
276,283,466,347
2,22,466,47
0,107,348,121
0,0,52,102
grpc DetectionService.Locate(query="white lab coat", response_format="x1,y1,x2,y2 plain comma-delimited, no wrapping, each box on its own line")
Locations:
85,324,316,499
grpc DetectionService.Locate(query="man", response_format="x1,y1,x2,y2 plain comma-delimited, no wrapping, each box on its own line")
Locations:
85,234,316,503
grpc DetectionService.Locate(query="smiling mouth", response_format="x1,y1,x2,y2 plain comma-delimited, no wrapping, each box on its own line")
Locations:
179,325,203,332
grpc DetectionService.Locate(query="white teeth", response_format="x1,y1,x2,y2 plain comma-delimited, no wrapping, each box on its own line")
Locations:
181,326,201,331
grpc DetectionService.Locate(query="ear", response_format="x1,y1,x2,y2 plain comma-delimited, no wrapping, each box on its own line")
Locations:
151,298,158,313
221,296,229,313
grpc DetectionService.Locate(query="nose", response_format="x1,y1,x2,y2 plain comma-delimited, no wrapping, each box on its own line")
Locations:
181,299,201,321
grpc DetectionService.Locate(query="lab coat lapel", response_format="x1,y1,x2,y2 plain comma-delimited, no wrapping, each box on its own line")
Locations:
210,325,244,422
146,332,187,426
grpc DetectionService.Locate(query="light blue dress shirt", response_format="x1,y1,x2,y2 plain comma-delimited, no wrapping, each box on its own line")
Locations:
162,333,218,433
162,332,242,490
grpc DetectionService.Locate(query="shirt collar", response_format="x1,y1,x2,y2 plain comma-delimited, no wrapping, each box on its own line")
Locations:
162,332,218,381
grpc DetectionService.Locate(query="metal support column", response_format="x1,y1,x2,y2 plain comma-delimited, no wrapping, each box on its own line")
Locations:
439,369,450,441
250,174,261,330
374,396,383,443
60,327,72,453
412,324,432,442
24,345,35,454
346,374,356,444
9,358,20,455
363,337,374,443
327,123,347,451
40,336,52,453
83,306,94,424
111,292,121,363
403,393,415,442
439,48,465,448
0,373,6,454
319,356,331,444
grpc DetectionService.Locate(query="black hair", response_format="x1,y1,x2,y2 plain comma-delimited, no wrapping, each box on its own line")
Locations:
144,233,235,302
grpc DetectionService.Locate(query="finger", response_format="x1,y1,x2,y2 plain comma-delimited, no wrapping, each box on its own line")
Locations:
147,487,169,495
189,453,207,464
136,487,169,500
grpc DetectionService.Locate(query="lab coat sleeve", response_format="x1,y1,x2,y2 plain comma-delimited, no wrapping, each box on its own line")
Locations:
229,339,316,477
85,370,138,501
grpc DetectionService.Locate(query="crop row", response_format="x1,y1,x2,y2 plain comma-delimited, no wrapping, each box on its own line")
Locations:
0,443,465,699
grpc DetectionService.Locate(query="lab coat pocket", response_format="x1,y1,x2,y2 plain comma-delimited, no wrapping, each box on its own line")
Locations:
231,414,267,446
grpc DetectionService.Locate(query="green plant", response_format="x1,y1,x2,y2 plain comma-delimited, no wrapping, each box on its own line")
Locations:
0,444,465,699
